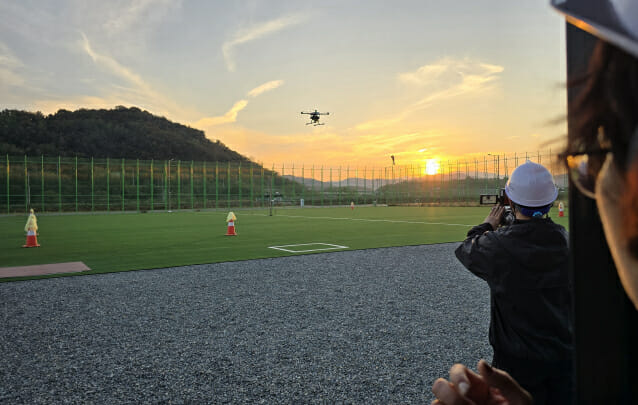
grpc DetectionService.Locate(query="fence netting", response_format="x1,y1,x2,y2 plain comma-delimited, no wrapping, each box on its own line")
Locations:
0,153,568,214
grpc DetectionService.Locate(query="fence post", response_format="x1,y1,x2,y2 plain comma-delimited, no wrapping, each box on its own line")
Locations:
338,166,342,206
190,160,194,210
164,160,168,211
321,166,324,206
25,155,28,212
215,162,219,209
41,155,44,212
136,158,142,210
238,162,242,208
6,155,9,214
121,158,125,211
504,154,509,181
271,163,275,207
74,156,77,212
107,158,110,212
301,164,304,205
250,162,254,208
58,156,61,212
150,159,154,211
260,164,264,208
329,167,333,206
459,161,463,202
311,165,315,206
91,157,94,212
227,162,231,209
202,161,206,209
281,163,285,202
177,160,181,210
291,164,295,204
363,167,367,204
354,167,358,204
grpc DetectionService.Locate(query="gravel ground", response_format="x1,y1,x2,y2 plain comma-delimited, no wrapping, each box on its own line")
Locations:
0,243,492,404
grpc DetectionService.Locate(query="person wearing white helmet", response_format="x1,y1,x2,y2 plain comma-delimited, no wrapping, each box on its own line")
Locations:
449,160,571,404
432,0,638,404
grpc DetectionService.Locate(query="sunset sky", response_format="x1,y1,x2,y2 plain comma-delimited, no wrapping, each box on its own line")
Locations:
0,1,567,168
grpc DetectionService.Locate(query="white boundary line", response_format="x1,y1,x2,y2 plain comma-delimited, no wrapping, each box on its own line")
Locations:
268,243,349,253
261,213,473,227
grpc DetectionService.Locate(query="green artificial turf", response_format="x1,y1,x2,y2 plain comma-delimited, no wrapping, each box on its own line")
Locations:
0,206,569,281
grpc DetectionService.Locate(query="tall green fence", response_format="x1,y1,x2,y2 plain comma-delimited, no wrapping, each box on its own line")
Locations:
0,152,567,214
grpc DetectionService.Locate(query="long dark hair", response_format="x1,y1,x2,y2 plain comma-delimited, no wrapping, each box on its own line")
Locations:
569,40,638,257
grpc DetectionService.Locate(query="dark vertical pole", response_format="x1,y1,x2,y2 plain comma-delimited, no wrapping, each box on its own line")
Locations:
203,161,206,209
150,160,154,211
566,24,638,404
75,156,78,212
238,162,242,208
91,157,94,212
107,158,110,212
41,155,44,212
177,160,181,210
25,155,28,212
190,160,194,210
260,165,264,208
6,155,9,214
320,166,324,206
136,159,140,212
58,156,61,212
227,162,231,209
215,162,219,210
121,158,125,212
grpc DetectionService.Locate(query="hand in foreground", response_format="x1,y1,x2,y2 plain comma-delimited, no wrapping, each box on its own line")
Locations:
431,359,532,405
484,206,505,230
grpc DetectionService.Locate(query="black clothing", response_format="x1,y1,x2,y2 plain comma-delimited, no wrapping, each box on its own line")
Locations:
455,218,573,403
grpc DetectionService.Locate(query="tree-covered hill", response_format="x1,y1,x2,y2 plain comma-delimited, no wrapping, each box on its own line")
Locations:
0,106,249,162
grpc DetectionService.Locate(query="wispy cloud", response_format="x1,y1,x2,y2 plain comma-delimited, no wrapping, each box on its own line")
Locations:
194,100,249,127
79,32,189,119
351,131,445,158
247,80,284,98
194,79,284,128
103,0,182,36
81,33,147,89
222,13,308,72
357,58,504,131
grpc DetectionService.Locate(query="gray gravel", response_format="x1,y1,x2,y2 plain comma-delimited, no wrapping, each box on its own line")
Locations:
0,243,491,404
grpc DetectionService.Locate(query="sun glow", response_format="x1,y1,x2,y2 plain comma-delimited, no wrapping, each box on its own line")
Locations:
424,159,440,175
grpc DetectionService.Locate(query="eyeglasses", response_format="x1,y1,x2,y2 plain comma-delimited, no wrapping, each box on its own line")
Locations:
561,149,610,199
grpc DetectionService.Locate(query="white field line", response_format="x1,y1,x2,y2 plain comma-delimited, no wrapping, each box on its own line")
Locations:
268,243,349,253
251,213,473,227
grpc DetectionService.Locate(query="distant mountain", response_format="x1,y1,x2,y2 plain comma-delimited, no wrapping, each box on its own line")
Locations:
283,175,382,191
0,106,249,162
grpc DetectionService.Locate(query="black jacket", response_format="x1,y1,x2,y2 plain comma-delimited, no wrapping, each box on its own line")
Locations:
455,218,572,378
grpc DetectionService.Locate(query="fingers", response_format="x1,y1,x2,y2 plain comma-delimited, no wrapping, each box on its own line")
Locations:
477,360,533,405
449,364,489,401
448,364,471,395
432,378,472,405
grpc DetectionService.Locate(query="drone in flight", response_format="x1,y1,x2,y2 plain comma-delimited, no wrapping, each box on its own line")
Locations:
301,109,329,126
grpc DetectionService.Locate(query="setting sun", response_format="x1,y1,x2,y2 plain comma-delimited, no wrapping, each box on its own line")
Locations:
424,159,440,175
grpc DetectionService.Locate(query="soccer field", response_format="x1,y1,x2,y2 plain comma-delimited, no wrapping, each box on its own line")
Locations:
0,206,569,280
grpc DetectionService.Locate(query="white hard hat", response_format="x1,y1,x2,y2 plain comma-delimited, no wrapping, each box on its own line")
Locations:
505,160,558,207
551,0,638,59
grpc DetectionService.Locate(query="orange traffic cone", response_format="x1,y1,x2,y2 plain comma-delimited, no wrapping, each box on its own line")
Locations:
225,212,237,236
23,209,41,247
558,201,564,217
23,232,40,247
225,221,237,236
